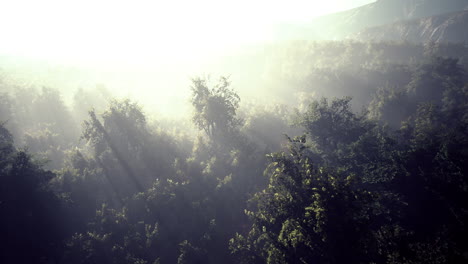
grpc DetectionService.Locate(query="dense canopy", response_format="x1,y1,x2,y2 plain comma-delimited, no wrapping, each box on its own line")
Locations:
1,41,468,264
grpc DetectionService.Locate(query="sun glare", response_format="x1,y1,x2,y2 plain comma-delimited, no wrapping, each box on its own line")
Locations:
0,0,374,65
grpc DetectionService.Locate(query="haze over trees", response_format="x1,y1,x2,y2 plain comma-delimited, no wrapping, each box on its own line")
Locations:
1,0,468,263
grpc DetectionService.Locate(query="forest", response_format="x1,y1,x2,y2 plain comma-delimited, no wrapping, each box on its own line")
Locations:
1,40,468,264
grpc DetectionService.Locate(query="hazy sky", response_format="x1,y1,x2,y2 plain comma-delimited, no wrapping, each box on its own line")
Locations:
0,0,376,117
0,0,375,63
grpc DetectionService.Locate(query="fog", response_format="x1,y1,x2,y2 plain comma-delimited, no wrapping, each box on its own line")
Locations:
0,0,376,116
2,0,468,263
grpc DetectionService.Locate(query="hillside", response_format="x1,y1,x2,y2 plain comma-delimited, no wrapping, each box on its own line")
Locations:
273,0,468,40
350,10,468,43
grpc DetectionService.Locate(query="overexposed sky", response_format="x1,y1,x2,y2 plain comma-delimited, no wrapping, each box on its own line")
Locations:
0,0,375,64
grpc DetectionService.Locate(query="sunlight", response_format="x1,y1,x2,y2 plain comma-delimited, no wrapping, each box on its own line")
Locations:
1,0,466,262
0,0,374,65
0,0,375,118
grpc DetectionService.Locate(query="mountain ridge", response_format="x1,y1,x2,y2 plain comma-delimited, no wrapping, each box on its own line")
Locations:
273,0,468,40
350,9,468,43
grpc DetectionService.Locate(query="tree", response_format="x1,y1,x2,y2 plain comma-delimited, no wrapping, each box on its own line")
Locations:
0,124,66,264
230,136,402,264
298,97,410,188
81,99,179,203
191,76,242,139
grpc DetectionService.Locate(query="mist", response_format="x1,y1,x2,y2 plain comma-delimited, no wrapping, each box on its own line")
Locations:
0,0,377,115
1,0,468,263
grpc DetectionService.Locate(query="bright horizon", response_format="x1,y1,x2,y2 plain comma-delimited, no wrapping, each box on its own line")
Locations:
0,0,375,65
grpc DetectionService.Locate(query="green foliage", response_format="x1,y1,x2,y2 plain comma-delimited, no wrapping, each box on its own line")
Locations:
0,124,66,264
232,133,403,264
1,41,468,264
369,57,467,128
81,99,179,199
191,76,242,139
295,97,370,152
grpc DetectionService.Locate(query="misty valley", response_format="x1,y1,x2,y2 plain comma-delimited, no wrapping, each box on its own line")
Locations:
1,0,468,263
